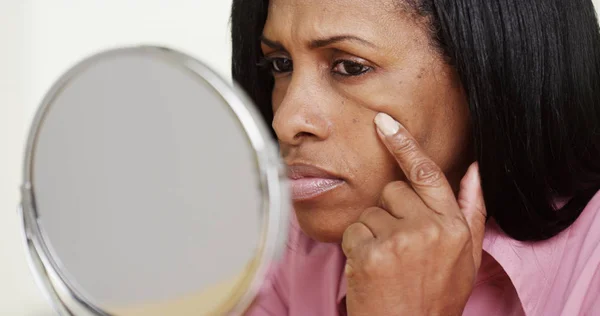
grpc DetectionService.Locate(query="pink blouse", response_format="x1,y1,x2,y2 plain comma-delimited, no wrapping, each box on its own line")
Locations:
246,190,600,315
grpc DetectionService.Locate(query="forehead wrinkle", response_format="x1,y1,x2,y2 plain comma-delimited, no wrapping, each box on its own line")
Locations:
264,0,432,62
267,0,397,40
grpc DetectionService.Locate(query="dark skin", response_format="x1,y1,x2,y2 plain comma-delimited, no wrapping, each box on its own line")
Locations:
261,0,486,314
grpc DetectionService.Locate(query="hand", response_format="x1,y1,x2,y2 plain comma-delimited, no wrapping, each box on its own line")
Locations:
342,113,487,316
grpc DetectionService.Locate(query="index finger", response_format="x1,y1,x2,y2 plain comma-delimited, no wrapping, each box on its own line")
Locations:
374,112,459,214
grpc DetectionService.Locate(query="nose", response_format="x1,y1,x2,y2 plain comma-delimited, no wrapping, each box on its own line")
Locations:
272,75,332,146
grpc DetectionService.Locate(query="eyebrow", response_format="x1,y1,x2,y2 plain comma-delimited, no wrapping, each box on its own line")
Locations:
260,36,286,50
260,34,377,51
309,35,377,49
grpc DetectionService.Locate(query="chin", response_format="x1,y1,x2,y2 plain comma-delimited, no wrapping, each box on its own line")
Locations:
293,204,361,243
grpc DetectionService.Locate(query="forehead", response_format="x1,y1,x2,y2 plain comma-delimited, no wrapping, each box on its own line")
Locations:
264,0,416,42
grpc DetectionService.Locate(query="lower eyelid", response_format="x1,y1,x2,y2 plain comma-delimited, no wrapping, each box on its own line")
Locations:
332,67,373,79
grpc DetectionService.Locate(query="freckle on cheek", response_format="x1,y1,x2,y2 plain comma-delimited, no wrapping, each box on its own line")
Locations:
417,67,425,79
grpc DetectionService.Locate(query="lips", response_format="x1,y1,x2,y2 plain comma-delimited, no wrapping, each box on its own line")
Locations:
287,164,345,201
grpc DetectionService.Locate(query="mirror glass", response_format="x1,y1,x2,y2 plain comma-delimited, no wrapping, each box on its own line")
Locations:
22,47,286,315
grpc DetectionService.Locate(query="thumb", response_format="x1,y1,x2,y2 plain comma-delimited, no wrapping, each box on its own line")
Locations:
457,162,487,268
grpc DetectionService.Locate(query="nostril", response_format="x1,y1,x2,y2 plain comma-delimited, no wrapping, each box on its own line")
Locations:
294,131,314,140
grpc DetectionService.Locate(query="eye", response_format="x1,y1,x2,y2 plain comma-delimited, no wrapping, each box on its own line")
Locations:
262,57,293,73
332,60,372,76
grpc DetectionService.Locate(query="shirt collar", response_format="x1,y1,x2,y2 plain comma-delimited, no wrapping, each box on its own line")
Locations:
482,219,569,315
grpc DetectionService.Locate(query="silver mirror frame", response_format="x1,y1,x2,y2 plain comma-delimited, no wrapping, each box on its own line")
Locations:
18,46,290,316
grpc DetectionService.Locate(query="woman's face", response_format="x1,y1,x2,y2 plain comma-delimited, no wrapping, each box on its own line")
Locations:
262,0,471,243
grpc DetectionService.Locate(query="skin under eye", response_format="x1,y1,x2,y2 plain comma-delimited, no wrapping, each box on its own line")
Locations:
332,60,372,77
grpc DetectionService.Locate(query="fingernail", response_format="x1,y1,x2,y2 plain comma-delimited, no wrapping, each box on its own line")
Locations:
374,113,400,136
344,263,353,277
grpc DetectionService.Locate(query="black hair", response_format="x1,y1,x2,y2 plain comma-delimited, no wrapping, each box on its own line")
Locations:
231,0,600,241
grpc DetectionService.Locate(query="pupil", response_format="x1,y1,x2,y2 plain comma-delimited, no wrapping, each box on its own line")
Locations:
276,59,291,71
345,63,362,74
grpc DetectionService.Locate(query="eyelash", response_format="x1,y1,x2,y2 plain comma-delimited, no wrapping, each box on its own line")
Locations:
257,57,373,77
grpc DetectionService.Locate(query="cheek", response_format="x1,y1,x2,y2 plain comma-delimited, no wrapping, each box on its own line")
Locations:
271,82,287,113
407,67,471,172
335,64,469,175
357,141,402,196
333,68,428,133
336,110,402,198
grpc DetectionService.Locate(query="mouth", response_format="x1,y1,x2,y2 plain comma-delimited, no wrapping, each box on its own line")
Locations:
287,163,345,201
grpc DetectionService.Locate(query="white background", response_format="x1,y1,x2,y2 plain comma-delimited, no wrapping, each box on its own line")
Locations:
1,1,232,315
2,1,600,315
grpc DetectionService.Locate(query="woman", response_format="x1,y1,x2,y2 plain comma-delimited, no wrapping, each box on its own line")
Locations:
231,0,600,315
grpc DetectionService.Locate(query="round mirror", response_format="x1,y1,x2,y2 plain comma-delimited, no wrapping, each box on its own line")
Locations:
19,46,289,315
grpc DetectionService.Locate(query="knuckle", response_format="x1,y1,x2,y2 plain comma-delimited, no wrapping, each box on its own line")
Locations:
344,260,357,278
381,182,410,203
341,239,351,256
391,134,419,157
341,223,361,255
359,207,382,222
420,222,442,243
385,232,408,256
446,218,471,244
410,160,443,187
362,246,387,276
